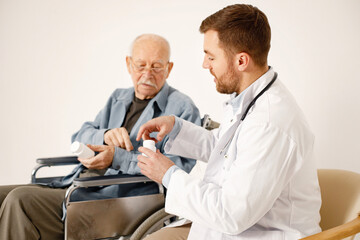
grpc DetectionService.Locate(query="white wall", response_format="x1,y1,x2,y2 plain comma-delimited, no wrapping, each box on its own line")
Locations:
0,0,359,185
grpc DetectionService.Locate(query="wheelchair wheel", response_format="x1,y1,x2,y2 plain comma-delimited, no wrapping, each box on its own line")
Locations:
130,208,176,240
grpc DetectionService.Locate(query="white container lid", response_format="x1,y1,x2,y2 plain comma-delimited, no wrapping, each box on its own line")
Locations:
143,140,155,149
70,141,82,154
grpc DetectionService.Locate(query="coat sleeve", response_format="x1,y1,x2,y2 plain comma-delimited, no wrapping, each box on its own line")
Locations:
165,122,302,235
165,118,216,163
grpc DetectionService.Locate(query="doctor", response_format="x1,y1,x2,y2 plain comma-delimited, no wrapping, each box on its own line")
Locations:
137,4,321,240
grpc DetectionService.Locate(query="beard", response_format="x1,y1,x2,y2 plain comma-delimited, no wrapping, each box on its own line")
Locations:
213,64,240,94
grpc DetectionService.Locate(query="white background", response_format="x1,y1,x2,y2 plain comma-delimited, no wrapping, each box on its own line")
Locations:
0,0,359,185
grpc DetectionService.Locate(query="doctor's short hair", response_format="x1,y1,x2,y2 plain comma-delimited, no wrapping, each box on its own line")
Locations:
199,4,271,67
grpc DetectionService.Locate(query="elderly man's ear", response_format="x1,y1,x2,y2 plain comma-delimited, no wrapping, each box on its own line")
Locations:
165,62,174,79
126,56,132,74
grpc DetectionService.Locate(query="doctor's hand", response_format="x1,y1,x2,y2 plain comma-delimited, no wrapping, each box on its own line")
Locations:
136,116,175,143
78,144,115,169
104,127,134,151
137,147,175,184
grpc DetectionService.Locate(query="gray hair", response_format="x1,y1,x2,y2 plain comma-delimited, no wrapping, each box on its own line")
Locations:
129,33,171,61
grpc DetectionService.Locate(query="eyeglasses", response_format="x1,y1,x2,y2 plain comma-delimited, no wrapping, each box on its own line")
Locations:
130,57,169,74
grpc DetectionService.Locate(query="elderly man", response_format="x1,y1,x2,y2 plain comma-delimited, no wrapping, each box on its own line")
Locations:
0,34,201,240
137,5,321,240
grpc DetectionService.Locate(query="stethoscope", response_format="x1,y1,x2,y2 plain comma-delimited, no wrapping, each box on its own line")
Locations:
220,72,278,156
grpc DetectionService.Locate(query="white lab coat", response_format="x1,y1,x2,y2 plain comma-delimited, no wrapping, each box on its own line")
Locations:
164,68,322,240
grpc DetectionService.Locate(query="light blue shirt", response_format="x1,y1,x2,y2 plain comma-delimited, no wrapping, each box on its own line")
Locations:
72,82,201,176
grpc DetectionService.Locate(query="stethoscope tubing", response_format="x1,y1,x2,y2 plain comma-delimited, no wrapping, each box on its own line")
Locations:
220,72,278,155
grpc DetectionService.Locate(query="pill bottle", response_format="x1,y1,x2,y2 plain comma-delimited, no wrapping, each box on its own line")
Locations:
70,141,95,159
142,140,156,156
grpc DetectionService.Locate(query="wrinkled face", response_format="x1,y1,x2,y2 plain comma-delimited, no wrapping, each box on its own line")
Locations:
202,30,240,94
126,39,173,99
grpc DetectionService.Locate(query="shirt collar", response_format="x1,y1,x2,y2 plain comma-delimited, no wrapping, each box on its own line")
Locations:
115,82,169,113
227,88,248,115
148,82,169,112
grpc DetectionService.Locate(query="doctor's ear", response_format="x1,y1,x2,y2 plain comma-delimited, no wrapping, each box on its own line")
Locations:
235,52,250,71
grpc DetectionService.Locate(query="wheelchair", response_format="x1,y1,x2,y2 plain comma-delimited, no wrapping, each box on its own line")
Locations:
31,115,219,240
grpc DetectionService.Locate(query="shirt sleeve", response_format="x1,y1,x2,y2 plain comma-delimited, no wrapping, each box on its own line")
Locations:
108,113,197,175
109,147,141,175
162,165,180,188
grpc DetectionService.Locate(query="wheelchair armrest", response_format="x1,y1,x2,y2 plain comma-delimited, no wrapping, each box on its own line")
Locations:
65,174,164,206
72,174,153,188
31,156,79,184
202,114,220,130
36,156,79,166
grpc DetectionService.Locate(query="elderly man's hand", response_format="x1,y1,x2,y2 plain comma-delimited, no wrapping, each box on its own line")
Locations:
104,127,134,151
78,144,115,169
136,116,175,142
137,147,175,183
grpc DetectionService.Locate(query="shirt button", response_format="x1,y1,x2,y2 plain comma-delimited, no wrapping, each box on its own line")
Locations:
230,119,233,122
